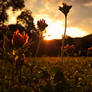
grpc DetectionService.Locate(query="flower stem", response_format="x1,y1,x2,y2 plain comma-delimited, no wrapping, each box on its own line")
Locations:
35,40,41,57
61,15,67,63
35,32,42,57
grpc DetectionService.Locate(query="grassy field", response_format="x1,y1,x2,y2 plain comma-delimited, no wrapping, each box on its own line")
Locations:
0,57,92,92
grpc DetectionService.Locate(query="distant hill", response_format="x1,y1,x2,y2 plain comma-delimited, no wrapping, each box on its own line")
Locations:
34,34,92,56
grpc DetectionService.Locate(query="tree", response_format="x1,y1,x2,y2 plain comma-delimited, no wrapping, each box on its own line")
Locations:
8,0,25,10
0,0,25,24
17,10,39,56
0,0,8,23
17,10,36,36
35,19,48,56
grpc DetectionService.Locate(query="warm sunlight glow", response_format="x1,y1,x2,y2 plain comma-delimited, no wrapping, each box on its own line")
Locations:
34,16,87,40
44,20,64,40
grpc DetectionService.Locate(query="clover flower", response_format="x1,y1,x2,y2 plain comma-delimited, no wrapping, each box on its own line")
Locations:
59,3,72,16
12,30,29,48
37,19,48,31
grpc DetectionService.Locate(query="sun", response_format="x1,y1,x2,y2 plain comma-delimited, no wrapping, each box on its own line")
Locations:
34,17,87,40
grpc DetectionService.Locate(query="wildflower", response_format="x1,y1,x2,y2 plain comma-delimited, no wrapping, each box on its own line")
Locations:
64,44,75,56
87,46,92,56
35,19,48,56
59,3,72,16
88,47,92,51
70,44,75,50
59,3,72,62
12,30,29,48
64,44,75,50
37,19,48,31
64,44,70,49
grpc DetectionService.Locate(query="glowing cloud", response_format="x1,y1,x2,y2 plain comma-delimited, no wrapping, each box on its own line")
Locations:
25,0,92,36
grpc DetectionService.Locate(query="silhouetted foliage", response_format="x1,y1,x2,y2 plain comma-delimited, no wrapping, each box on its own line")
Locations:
17,10,39,41
7,0,25,10
59,3,72,16
17,10,36,32
0,0,25,24
0,1,8,23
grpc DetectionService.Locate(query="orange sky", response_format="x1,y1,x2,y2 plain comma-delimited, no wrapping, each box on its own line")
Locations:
34,16,87,40
25,0,92,40
6,0,92,40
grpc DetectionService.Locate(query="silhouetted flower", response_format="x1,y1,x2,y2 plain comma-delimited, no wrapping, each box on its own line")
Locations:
12,30,29,48
37,19,48,31
59,3,72,61
59,3,72,16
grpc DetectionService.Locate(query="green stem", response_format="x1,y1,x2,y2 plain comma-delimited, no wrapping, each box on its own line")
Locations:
35,32,42,57
61,15,67,63
35,40,41,57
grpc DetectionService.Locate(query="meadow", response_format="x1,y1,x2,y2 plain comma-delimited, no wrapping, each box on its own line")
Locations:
1,0,92,92
0,57,92,92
